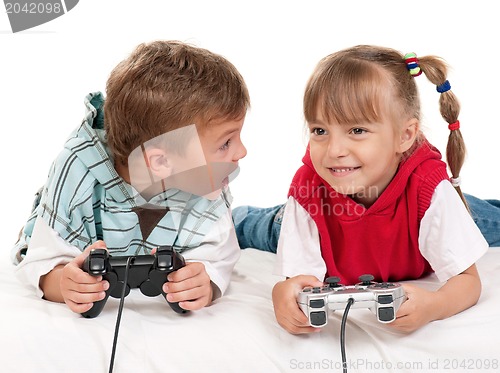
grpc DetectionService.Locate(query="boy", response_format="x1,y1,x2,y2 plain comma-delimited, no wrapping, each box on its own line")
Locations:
12,40,250,314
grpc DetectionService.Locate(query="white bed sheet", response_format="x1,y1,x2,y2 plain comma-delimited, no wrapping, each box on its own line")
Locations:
1,247,499,373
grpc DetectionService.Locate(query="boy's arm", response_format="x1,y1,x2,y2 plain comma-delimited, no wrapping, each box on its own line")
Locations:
162,209,239,310
15,217,109,314
14,217,82,298
180,208,241,299
39,264,66,302
390,264,481,332
39,243,109,314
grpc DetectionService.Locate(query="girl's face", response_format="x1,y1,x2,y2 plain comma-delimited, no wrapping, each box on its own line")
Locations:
308,110,412,207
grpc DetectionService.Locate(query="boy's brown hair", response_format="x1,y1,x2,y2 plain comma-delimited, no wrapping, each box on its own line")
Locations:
104,40,250,164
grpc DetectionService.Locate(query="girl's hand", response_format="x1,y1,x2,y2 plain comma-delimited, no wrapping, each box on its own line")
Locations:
388,283,436,333
272,275,324,334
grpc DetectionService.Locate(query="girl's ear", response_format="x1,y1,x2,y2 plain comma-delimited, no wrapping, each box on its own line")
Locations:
144,148,173,179
398,118,419,153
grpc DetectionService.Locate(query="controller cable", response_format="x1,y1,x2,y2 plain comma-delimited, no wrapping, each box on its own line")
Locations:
340,298,355,373
108,256,133,373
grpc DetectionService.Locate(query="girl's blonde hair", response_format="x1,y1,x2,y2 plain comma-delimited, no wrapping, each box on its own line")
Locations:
303,45,467,207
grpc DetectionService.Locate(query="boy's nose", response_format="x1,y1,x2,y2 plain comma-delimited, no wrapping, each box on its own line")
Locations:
233,142,247,161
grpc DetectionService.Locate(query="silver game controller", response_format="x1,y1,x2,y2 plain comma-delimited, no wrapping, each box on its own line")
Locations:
297,274,406,327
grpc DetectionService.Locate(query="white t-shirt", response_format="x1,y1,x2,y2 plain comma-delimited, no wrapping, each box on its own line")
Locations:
274,180,488,283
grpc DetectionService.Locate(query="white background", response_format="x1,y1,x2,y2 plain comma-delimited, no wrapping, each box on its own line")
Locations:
1,0,499,247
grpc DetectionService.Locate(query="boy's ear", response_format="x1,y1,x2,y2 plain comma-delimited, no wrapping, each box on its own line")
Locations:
144,148,172,179
398,118,419,153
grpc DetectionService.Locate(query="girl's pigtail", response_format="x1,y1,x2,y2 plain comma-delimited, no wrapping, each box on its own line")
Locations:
405,53,469,210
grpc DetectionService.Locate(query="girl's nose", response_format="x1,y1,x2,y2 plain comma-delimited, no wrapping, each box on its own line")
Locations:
327,137,348,158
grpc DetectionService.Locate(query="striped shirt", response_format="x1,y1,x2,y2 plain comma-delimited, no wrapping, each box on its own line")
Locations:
12,92,233,263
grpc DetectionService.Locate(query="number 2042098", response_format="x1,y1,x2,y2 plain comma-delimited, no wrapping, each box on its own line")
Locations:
5,2,62,14
443,358,498,370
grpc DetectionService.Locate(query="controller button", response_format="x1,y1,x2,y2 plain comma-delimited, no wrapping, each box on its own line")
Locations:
310,311,327,326
312,287,321,293
378,307,395,322
375,282,393,288
90,258,105,272
157,254,172,269
310,299,325,308
378,294,393,304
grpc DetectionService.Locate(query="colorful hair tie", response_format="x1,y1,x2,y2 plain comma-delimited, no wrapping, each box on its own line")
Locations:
404,52,422,77
448,120,460,131
436,80,451,93
450,176,462,187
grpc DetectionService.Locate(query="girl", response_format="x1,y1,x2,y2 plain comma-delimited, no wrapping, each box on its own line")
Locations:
235,45,490,334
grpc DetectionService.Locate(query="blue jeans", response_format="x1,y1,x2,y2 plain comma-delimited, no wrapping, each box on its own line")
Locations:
232,204,284,253
232,194,500,252
465,194,500,247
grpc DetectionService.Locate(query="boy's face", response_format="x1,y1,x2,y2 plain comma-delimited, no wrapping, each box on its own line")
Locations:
196,117,247,199
127,118,246,200
198,117,247,167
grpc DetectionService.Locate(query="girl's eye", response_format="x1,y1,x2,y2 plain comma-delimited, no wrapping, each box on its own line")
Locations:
219,139,231,151
311,128,326,136
351,128,366,135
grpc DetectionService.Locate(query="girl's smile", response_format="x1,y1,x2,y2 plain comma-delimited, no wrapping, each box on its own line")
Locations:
328,166,361,177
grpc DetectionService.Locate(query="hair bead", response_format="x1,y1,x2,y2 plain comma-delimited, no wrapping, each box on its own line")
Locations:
436,80,451,93
448,121,460,131
404,52,422,77
450,176,462,187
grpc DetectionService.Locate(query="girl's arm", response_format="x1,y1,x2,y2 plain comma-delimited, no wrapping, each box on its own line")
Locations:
393,181,488,332
390,264,481,332
272,198,327,333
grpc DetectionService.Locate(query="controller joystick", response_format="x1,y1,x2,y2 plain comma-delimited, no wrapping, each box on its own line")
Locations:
358,274,375,286
325,276,342,288
81,246,188,318
297,274,406,327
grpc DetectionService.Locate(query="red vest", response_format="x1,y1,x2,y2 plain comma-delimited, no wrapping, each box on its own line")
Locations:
288,141,450,284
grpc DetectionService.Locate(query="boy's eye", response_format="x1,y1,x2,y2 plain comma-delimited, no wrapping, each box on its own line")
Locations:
219,139,231,151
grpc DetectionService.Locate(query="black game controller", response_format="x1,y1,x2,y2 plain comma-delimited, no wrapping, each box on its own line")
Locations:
81,246,187,318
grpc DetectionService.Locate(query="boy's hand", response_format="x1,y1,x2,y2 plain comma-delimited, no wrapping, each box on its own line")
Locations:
59,241,110,314
162,262,213,311
272,275,324,334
